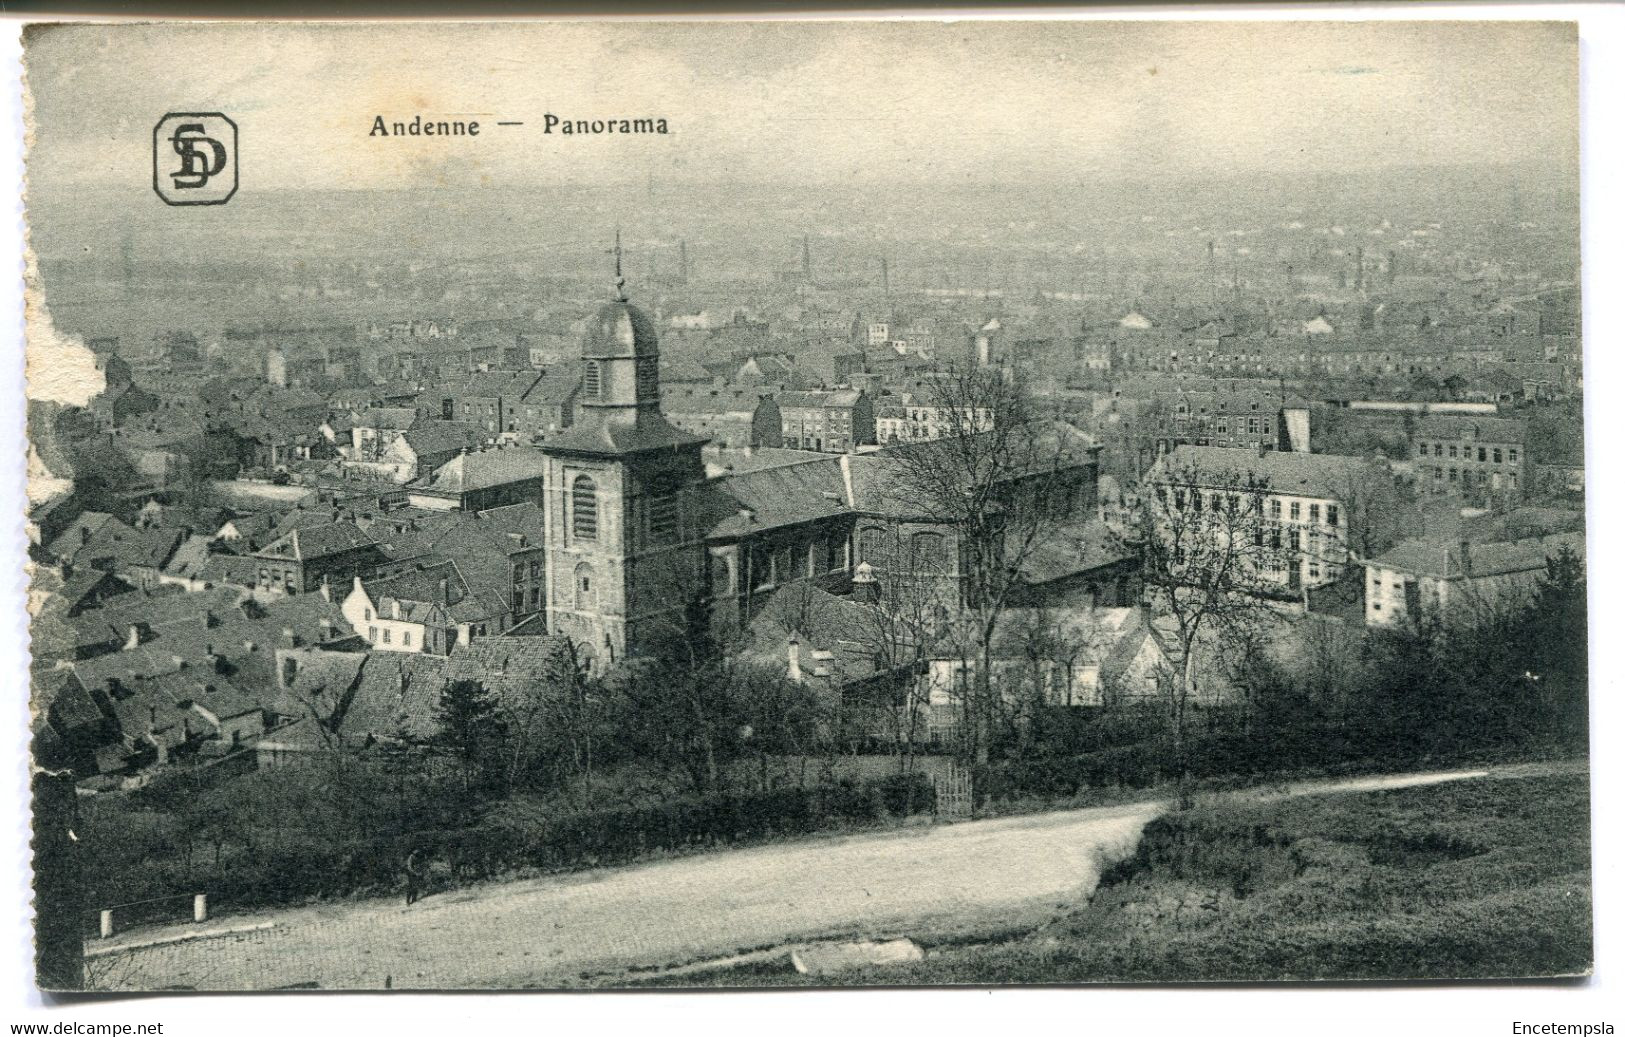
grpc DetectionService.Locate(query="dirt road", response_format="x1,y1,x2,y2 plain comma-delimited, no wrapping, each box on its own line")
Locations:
87,767,1492,990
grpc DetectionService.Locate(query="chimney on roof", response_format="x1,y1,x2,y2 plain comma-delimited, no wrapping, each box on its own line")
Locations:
787,636,803,682
319,575,331,602
319,619,334,642
79,526,91,546
438,577,450,603
851,561,880,605
123,625,142,652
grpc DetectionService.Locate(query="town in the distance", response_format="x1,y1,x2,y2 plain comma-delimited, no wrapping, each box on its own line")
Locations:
25,169,1588,986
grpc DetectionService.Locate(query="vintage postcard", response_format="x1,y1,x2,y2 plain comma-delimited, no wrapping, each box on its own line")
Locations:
20,20,1587,991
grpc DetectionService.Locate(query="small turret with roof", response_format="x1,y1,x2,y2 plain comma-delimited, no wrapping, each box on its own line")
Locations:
542,230,706,457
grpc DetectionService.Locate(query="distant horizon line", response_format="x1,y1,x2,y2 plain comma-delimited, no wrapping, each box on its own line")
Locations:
29,157,1577,198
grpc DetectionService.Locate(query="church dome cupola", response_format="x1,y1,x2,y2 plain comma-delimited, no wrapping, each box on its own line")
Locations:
580,231,661,410
582,300,660,362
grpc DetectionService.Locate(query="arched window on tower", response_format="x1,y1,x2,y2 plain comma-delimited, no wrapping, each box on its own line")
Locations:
583,361,602,399
571,475,599,541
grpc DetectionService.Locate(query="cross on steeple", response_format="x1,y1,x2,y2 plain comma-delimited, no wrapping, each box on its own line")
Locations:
608,229,627,301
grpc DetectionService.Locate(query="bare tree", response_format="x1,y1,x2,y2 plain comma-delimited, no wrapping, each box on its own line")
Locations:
997,606,1101,754
1137,456,1282,803
490,638,609,806
841,537,943,769
886,365,1091,764
1327,459,1403,565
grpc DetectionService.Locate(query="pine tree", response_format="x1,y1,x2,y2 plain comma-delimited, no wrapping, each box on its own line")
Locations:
436,679,508,795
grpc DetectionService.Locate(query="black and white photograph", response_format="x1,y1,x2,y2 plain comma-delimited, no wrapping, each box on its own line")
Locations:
15,16,1597,999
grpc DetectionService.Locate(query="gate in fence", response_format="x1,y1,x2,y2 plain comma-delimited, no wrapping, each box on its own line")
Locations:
933,763,973,819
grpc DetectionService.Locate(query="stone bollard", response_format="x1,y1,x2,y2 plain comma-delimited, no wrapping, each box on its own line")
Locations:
99,910,113,939
193,894,208,923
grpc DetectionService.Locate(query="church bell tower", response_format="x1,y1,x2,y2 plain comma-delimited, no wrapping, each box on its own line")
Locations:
538,234,710,667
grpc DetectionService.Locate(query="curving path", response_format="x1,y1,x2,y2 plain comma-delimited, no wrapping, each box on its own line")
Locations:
87,767,1494,990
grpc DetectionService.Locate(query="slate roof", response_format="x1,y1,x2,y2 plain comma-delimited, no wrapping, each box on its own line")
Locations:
708,455,852,538
541,414,708,457
776,389,865,410
216,511,280,545
1412,415,1528,444
72,645,189,693
662,385,769,418
412,446,551,494
58,567,130,612
356,407,419,431
271,650,367,726
1151,445,1378,501
457,370,542,401
1370,530,1585,581
976,605,1155,681
161,535,215,581
139,503,233,533
742,584,901,685
256,520,376,562
660,357,713,384
46,512,132,562
70,525,185,572
337,652,449,740
711,447,828,476
582,300,660,360
445,635,576,701
400,421,483,458
36,668,104,732
522,367,581,406
361,561,472,622
106,670,261,749
845,454,945,519
1016,520,1135,585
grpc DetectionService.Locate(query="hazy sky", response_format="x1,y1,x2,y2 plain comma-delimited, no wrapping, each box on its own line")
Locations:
24,20,1577,192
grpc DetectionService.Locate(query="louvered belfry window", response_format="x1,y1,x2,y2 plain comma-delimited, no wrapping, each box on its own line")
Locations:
636,356,659,399
572,475,598,540
649,488,680,541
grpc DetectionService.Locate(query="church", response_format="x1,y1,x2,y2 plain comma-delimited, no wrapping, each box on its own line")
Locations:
526,280,1104,672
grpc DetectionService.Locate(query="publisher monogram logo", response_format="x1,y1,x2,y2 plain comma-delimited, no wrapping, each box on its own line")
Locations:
153,112,238,205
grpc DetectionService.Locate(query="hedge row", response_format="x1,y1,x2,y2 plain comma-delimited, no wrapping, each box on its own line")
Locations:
136,773,937,914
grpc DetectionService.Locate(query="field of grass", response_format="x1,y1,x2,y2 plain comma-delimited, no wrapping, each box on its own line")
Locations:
669,769,1591,985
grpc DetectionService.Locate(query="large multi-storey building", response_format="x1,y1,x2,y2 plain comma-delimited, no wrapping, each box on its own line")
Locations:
777,389,875,453
1146,445,1382,594
1409,415,1528,497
